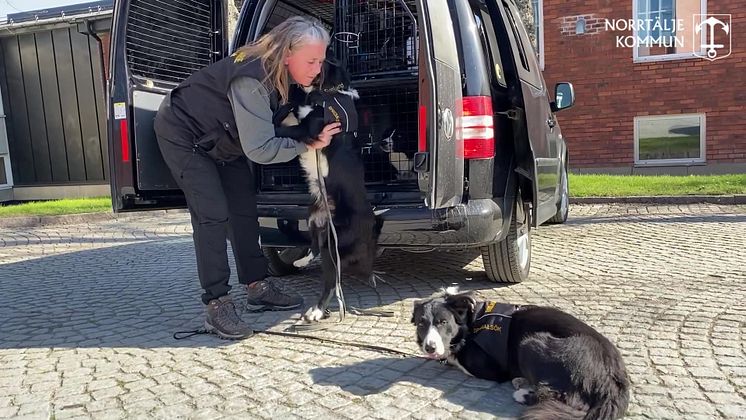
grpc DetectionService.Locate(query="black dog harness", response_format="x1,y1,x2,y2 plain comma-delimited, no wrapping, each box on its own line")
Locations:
316,89,359,134
469,301,521,372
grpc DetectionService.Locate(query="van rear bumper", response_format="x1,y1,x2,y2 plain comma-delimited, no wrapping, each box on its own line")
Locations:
257,198,505,249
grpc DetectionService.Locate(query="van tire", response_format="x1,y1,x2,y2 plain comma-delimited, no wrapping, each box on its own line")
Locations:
547,156,569,224
481,193,531,283
262,247,312,277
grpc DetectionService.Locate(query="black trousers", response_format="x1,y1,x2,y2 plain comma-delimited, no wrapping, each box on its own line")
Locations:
156,134,268,304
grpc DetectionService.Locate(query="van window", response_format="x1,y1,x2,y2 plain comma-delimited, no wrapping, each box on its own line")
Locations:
474,7,507,87
503,3,529,71
502,0,542,89
126,0,219,85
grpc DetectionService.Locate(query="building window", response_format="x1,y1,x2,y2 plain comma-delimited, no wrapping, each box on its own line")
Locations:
635,114,706,165
531,0,544,69
638,0,676,40
633,0,706,61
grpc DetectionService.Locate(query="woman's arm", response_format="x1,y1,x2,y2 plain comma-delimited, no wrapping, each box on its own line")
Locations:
228,76,308,164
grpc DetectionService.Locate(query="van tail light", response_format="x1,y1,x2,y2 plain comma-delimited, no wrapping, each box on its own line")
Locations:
418,104,427,152
460,96,494,159
119,119,130,163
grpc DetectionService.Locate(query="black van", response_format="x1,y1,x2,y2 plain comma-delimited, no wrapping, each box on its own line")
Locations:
107,0,575,283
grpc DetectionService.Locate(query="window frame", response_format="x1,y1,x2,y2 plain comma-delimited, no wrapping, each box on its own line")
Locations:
0,155,13,189
0,92,11,188
634,113,707,166
638,0,676,40
632,0,708,63
531,0,544,70
502,0,543,89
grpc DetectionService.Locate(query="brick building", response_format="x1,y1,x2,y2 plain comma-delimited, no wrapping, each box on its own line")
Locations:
534,0,745,174
1,0,742,204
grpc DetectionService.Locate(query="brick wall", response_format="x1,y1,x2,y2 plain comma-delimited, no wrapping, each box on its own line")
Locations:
541,0,746,169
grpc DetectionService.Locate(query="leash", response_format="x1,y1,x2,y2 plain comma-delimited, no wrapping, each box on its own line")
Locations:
173,327,418,358
316,145,347,324
309,106,395,329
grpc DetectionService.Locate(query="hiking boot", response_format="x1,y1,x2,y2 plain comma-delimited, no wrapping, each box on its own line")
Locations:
204,295,254,340
246,280,303,311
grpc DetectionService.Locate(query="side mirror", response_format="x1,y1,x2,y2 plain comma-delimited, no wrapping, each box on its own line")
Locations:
551,82,575,112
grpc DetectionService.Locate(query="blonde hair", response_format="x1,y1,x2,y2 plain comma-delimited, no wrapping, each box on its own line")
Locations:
236,16,330,104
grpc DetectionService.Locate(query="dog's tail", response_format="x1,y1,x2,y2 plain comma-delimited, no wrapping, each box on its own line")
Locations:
582,334,630,420
520,400,585,420
583,395,628,420
581,368,630,420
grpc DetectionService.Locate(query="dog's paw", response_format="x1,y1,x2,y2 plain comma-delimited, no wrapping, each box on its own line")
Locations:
292,252,314,268
303,306,326,322
512,377,530,390
512,388,535,405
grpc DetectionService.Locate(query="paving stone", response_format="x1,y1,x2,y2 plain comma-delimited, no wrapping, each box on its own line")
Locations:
1,204,744,418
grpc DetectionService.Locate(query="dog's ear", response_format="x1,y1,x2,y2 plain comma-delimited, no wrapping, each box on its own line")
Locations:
445,291,477,322
411,299,424,324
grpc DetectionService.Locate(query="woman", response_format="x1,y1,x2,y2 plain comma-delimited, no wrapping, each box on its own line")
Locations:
154,17,341,340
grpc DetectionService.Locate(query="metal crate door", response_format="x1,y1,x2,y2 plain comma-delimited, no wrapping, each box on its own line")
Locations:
336,0,419,79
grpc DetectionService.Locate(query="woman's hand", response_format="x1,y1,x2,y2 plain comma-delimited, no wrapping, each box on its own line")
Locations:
306,122,342,150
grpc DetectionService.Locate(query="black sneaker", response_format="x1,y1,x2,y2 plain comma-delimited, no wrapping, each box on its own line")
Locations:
204,295,254,340
246,280,303,311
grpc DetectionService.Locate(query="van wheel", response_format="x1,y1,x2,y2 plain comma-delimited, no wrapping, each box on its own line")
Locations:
547,157,569,224
481,193,531,283
262,247,312,276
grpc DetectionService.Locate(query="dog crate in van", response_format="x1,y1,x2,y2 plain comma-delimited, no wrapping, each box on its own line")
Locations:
108,0,465,211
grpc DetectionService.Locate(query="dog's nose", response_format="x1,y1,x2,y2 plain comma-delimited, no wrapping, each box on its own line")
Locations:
424,343,436,354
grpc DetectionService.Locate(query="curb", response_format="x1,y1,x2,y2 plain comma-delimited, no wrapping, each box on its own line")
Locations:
570,195,746,205
0,209,189,229
1,196,744,229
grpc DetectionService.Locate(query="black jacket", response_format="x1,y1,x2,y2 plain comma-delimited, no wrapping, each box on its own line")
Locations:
155,52,303,163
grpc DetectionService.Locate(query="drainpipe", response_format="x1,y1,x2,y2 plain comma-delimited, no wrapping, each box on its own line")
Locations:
82,20,107,81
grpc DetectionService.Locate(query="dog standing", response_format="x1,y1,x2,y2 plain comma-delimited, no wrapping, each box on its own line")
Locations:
274,61,382,322
411,288,630,419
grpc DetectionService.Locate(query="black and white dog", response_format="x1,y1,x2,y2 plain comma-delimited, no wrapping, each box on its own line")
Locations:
274,60,382,323
411,288,630,420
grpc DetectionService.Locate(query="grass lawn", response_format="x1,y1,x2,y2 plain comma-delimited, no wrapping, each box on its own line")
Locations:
570,174,746,197
0,174,744,218
0,197,111,218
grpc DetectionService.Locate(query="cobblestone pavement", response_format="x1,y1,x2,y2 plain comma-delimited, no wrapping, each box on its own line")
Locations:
0,204,744,419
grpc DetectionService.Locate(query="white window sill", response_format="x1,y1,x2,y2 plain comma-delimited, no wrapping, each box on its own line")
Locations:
633,52,700,63
634,160,706,167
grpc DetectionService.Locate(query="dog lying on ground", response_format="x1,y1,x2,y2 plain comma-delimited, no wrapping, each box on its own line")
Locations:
411,288,630,419
273,60,382,323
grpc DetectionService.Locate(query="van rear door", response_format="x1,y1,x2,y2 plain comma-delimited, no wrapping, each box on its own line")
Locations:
107,0,227,211
415,0,464,209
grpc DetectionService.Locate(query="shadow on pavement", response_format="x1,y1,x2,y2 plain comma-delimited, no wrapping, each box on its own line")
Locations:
0,238,506,350
565,213,746,226
310,356,524,418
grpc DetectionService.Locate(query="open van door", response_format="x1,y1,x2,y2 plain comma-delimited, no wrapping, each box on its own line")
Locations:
107,0,227,211
415,0,464,209
489,0,562,226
